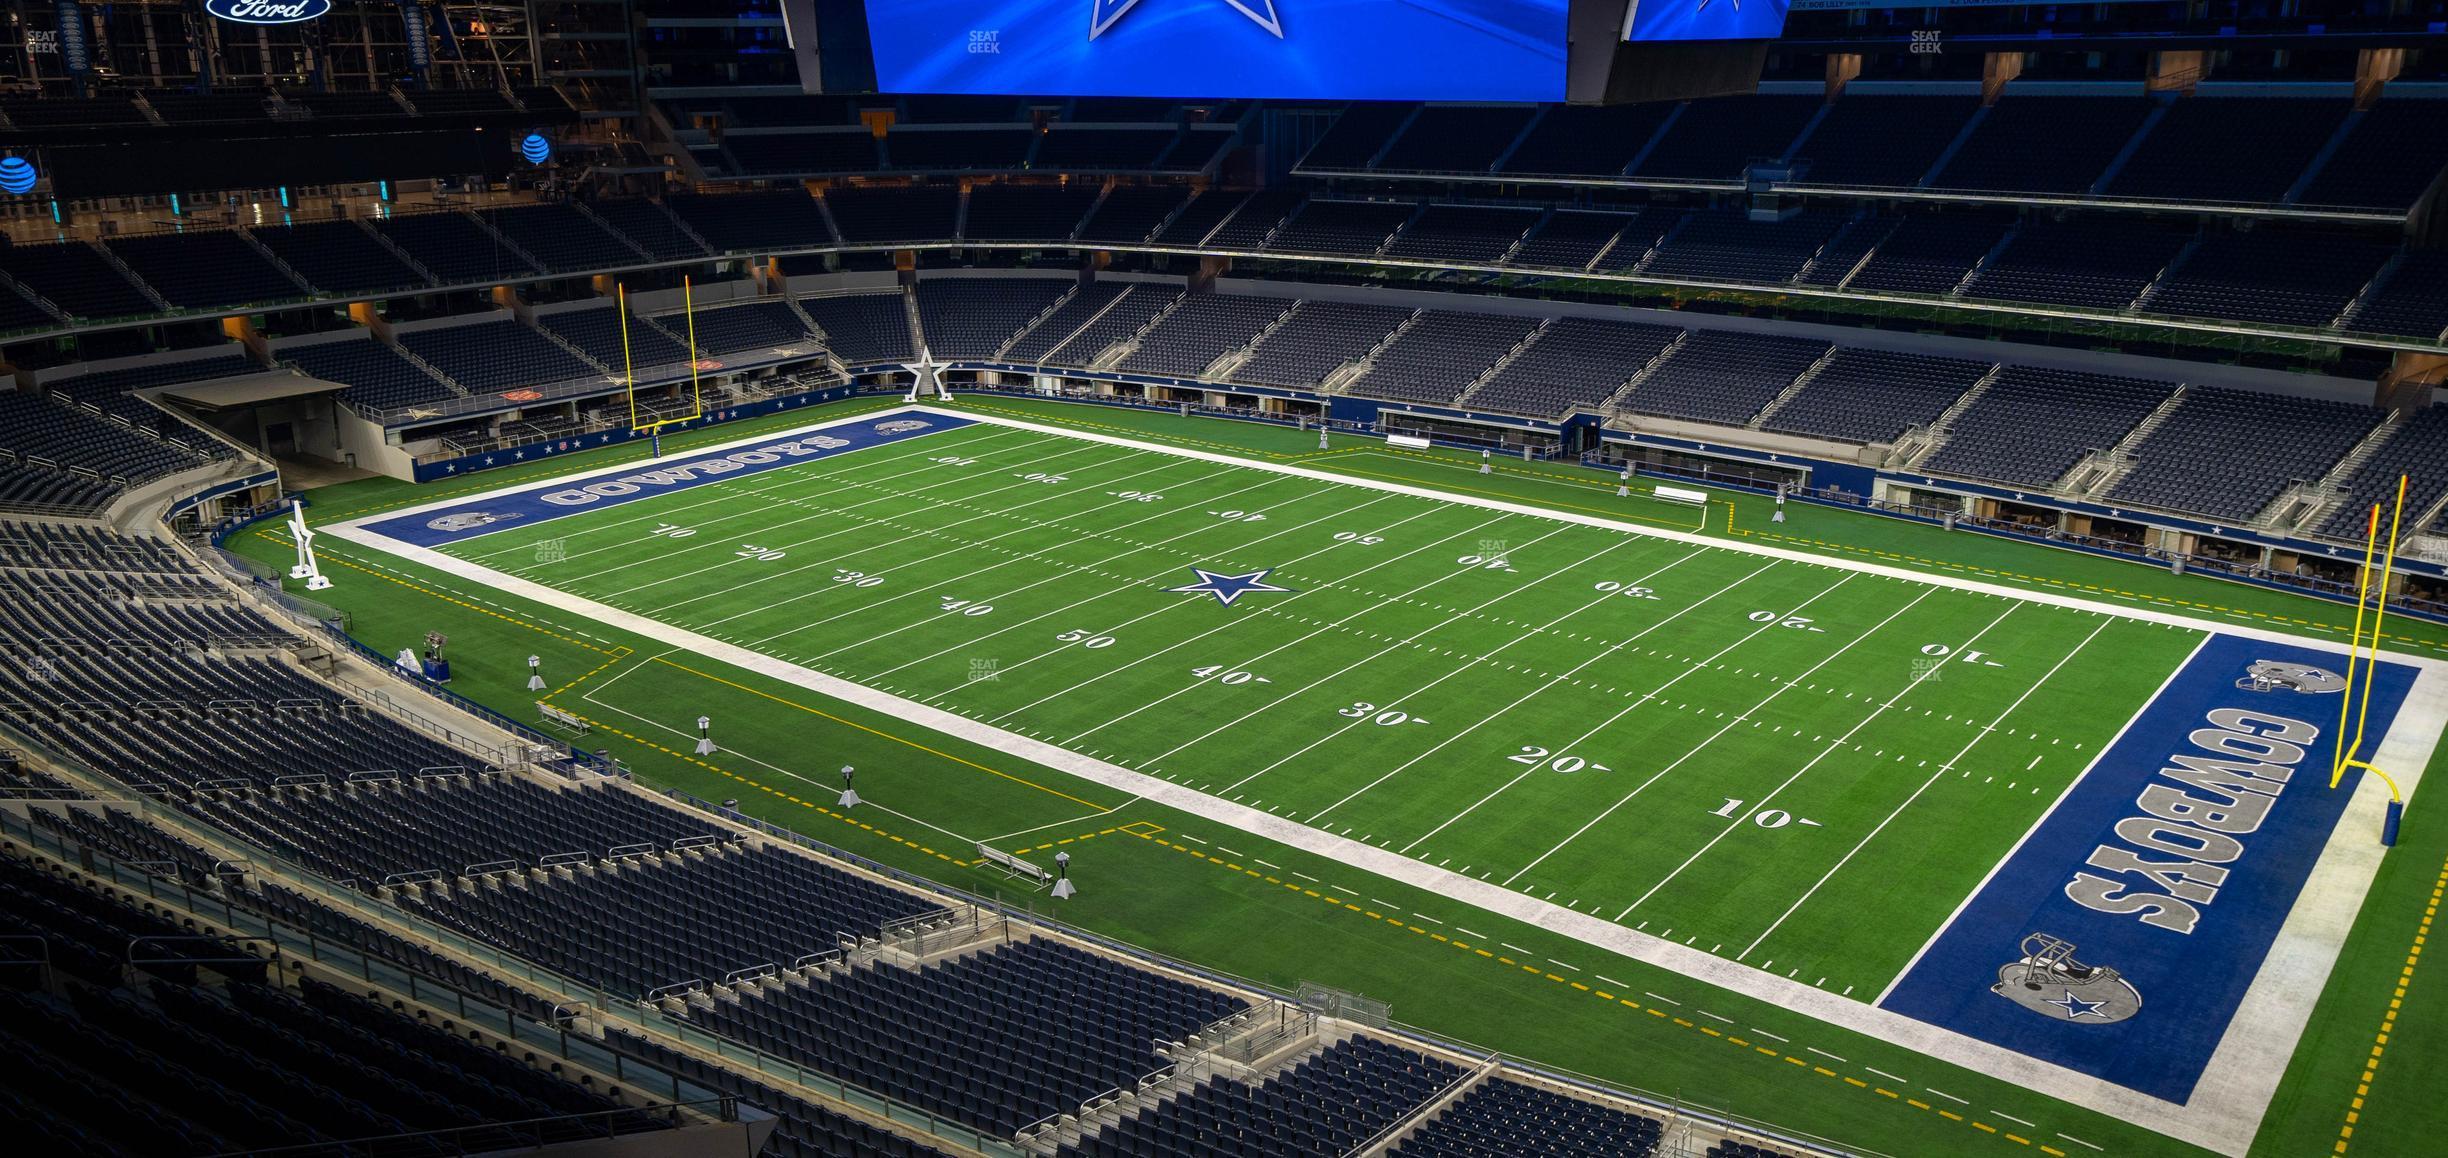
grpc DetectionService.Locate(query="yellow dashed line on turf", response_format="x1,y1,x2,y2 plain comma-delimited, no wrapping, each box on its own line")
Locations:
651,657,1113,812
2336,851,2448,1154
547,707,961,865
1125,828,2057,1151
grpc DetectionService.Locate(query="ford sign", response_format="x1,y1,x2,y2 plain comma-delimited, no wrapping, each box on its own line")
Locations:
206,0,334,25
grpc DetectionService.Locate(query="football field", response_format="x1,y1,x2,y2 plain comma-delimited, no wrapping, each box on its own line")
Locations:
331,404,2445,1150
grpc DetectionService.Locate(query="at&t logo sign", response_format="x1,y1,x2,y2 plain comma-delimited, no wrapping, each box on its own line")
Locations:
206,0,333,25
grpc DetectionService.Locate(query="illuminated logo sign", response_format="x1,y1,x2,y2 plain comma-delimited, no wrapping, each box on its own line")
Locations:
205,0,333,23
519,133,552,165
1089,0,1282,39
0,157,38,196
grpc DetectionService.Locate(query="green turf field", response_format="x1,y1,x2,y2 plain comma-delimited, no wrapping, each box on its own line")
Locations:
389,411,2210,1000
260,395,2448,1158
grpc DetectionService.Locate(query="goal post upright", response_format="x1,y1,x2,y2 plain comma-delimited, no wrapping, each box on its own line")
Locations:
625,275,709,438
2332,474,2410,845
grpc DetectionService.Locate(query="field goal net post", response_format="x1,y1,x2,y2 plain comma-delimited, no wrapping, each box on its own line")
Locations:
621,277,707,447
2332,474,2411,847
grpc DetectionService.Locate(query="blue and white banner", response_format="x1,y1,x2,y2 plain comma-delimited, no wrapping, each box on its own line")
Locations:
400,2,431,71
364,411,975,547
1881,634,2417,1102
864,0,1567,101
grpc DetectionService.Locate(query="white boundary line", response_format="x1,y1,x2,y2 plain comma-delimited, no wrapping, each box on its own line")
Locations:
327,404,2448,1155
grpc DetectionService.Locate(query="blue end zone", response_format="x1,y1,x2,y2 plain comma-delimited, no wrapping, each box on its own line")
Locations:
1881,634,2416,1102
360,412,975,549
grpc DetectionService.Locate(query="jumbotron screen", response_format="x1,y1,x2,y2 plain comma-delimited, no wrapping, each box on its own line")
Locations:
862,0,1569,101
1623,0,1792,41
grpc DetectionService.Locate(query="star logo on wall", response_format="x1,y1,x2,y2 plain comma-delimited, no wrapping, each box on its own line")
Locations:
1168,566,1291,606
1091,0,1282,40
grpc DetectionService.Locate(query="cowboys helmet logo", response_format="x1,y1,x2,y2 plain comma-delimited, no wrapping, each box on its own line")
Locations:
1993,933,2140,1025
2236,659,2347,695
426,511,514,533
873,419,932,434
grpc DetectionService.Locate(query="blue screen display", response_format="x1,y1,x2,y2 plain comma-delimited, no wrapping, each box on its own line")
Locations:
1623,0,1791,41
863,0,1567,101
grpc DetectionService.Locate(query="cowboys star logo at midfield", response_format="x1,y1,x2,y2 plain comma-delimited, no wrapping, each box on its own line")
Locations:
1168,566,1292,606
1090,0,1283,39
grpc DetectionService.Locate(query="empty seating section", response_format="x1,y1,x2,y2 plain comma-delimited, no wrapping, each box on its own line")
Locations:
964,185,1101,241
2317,407,2448,540
540,305,691,369
916,279,1073,358
1384,205,1540,264
0,857,666,1155
404,844,948,997
2298,99,2448,211
1791,96,1979,189
1031,128,1180,170
686,937,1246,1135
0,280,57,331
1918,367,2176,486
1377,106,1536,173
1391,1076,1667,1158
1842,214,2009,296
1642,209,1847,285
0,461,118,514
1061,1036,1462,1158
176,776,734,887
672,300,819,357
1115,294,1290,377
2106,387,2381,521
1502,104,1678,176
0,391,201,486
827,186,961,244
49,353,259,440
1763,350,1992,444
1002,283,1133,363
1962,220,2191,310
1929,98,2150,194
399,318,597,390
2106,98,2346,204
1301,104,1414,170
667,191,835,252
801,293,917,364
585,199,713,261
604,1031,957,1158
1266,199,1414,256
1205,190,1304,250
0,569,282,650
1468,317,1678,417
1150,190,1254,247
248,219,430,295
2147,232,2390,328
1511,212,1633,270
888,128,1034,170
0,241,156,319
104,230,304,309
1080,186,1193,244
1588,210,1681,273
1793,218,1890,288
370,211,540,285
1620,332,1830,427
724,130,882,176
1235,301,1412,388
1350,311,1541,405
1630,95,1821,182
2347,251,2448,339
1045,288,1181,368
280,339,456,412
475,203,645,272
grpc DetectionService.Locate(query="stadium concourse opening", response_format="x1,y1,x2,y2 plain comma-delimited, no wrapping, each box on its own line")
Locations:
4,3,2448,1158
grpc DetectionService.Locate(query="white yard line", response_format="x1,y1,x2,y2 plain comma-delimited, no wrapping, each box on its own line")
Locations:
1741,617,2112,961
1308,558,1780,826
1621,602,2020,915
1442,571,1876,866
